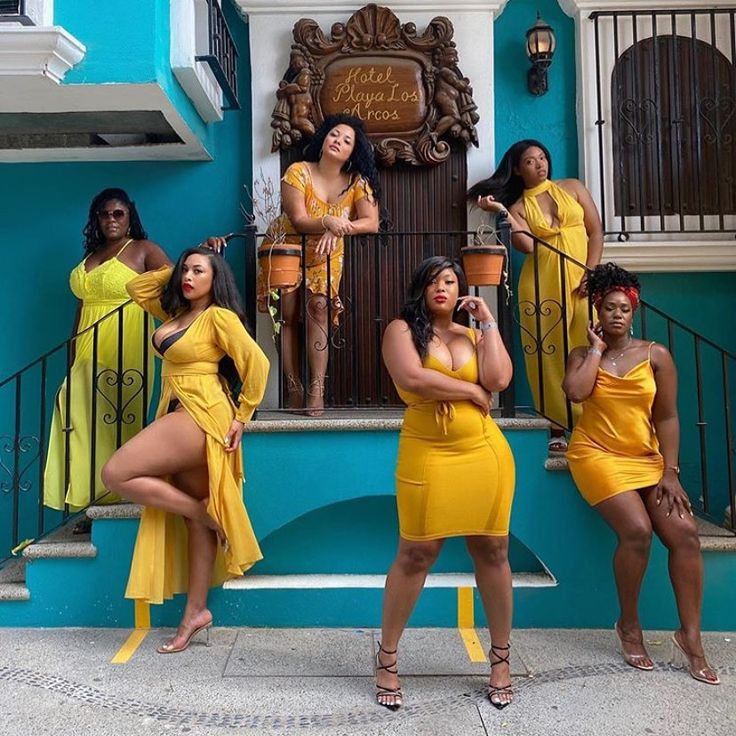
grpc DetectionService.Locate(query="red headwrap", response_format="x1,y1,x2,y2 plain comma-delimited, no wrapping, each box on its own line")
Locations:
593,286,640,313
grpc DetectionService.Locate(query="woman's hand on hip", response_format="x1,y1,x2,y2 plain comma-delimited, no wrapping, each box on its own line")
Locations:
223,419,244,453
456,294,493,323
655,470,693,519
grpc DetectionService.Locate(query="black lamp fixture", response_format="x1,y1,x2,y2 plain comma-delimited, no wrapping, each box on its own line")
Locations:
526,13,556,96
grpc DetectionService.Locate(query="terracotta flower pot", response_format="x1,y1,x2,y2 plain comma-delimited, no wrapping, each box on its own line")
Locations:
258,243,302,289
461,244,507,287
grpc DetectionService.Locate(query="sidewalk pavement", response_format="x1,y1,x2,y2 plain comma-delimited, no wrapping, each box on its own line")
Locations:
0,627,733,736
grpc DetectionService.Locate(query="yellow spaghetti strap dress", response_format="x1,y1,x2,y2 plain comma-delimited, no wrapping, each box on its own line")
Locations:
394,329,515,539
256,160,374,324
566,343,664,506
123,266,270,604
44,239,154,511
518,180,590,428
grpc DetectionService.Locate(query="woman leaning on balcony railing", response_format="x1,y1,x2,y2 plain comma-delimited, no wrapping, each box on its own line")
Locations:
469,140,603,454
208,114,381,416
562,263,719,686
43,188,171,531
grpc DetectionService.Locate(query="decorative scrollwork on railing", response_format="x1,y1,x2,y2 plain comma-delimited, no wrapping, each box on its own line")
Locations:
94,368,145,427
515,299,564,357
619,98,657,146
0,434,40,494
699,95,734,146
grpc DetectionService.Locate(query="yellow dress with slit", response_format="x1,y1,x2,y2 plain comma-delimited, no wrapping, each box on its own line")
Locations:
566,346,664,506
44,240,154,510
518,180,589,428
394,329,515,539
123,266,270,604
256,161,373,323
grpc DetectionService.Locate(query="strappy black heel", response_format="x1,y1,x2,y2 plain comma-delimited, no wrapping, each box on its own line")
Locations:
488,643,513,710
375,643,403,711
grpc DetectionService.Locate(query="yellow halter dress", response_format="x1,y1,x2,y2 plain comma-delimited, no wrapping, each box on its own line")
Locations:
566,343,664,506
518,180,590,428
394,329,515,540
44,240,153,510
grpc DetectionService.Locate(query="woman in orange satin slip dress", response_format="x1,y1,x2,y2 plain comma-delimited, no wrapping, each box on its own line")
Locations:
563,263,719,685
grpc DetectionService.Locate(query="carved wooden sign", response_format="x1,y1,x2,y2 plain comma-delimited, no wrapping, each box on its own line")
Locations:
270,4,479,166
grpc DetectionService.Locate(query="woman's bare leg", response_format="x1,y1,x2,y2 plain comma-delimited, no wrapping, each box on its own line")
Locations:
640,486,717,681
305,290,329,415
466,535,513,705
280,289,303,408
596,490,654,666
377,537,444,706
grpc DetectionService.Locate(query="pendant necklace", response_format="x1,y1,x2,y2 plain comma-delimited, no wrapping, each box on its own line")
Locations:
604,336,632,367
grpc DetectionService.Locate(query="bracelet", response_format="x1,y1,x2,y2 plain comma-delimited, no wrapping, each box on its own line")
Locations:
587,347,602,357
479,321,497,331
665,465,680,475
321,214,329,229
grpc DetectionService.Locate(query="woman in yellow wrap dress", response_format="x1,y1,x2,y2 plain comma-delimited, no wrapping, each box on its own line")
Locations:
563,263,719,686
44,188,169,517
470,140,603,452
102,246,269,654
377,257,515,711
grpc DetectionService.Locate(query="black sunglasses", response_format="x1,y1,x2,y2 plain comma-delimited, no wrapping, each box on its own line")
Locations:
97,208,128,221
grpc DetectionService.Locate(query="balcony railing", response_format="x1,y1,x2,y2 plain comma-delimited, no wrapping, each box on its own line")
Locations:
195,0,239,110
1,227,734,568
590,8,736,239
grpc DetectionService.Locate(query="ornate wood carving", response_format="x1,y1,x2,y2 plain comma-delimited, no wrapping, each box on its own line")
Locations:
270,4,479,166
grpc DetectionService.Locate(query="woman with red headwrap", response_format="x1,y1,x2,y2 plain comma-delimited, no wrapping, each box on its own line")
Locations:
562,263,719,686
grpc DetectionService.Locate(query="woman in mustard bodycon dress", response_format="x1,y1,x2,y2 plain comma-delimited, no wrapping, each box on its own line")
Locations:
102,246,269,654
377,257,516,710
469,140,604,453
563,263,719,685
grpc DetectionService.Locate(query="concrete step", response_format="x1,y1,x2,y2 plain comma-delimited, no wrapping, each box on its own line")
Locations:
22,521,96,560
0,558,30,601
697,516,736,552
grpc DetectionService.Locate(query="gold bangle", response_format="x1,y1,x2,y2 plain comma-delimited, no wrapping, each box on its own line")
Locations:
321,214,329,229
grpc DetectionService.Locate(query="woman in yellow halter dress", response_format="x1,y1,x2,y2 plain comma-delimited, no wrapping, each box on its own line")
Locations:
44,189,169,512
563,263,719,686
376,257,516,711
470,140,603,451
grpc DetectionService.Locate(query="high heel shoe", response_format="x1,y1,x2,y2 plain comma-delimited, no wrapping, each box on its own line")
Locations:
614,622,654,671
306,376,325,417
157,620,212,654
670,631,720,685
375,643,403,711
488,643,513,710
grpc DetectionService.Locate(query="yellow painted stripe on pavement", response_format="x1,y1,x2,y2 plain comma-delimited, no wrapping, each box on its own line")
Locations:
110,600,151,664
457,587,487,663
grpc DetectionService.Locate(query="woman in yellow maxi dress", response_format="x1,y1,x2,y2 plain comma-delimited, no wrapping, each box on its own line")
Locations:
470,140,604,450
102,246,269,653
44,189,169,512
377,257,515,710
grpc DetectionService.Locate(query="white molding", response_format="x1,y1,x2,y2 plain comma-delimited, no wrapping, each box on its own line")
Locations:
0,25,85,84
0,82,211,161
560,0,736,15
236,1,509,15
602,241,736,272
170,0,224,123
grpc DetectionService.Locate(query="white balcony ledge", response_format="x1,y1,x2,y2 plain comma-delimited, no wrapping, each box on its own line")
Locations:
0,25,85,84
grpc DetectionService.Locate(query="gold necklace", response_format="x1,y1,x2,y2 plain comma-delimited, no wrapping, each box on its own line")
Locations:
603,337,633,367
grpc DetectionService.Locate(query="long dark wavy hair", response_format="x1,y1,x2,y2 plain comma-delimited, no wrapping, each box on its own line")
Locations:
467,139,553,207
161,247,250,394
586,262,641,302
303,114,382,204
82,188,147,255
400,256,468,359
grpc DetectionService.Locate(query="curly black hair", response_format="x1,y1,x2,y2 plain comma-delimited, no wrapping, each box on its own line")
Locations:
400,256,468,359
586,262,641,303
82,188,147,255
467,139,552,207
303,114,382,204
161,247,250,394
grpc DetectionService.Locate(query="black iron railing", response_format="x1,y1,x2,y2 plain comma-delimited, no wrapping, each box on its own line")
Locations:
590,9,736,239
195,0,240,110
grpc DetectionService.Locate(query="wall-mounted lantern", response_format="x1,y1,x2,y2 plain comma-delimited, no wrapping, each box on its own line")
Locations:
526,13,556,96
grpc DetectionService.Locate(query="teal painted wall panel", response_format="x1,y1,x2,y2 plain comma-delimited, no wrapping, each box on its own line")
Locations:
56,0,158,84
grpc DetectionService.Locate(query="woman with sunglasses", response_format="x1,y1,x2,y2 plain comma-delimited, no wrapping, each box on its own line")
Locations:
44,188,170,524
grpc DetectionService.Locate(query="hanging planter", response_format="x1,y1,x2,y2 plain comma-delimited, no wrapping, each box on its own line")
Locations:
460,244,507,287
258,242,302,290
